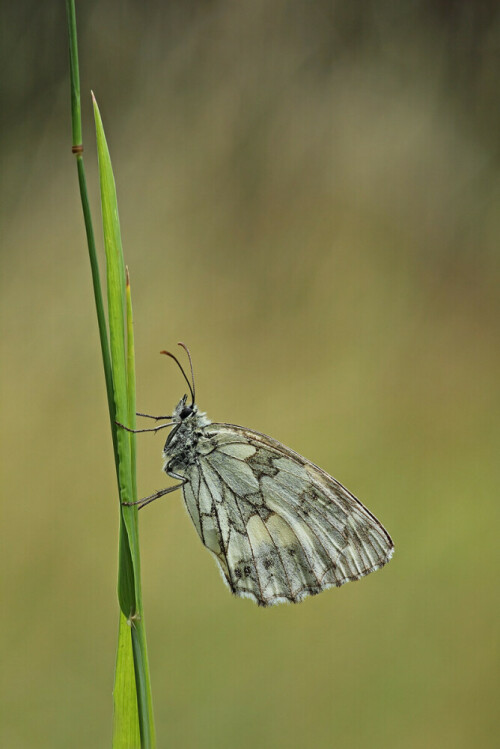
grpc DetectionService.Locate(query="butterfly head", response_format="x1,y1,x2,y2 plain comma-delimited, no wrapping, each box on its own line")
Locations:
173,393,197,422
170,393,210,431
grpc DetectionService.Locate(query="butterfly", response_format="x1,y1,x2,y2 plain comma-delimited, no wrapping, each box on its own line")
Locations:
119,344,394,606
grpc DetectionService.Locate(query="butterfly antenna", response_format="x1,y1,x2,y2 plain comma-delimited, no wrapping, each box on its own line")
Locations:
160,348,195,405
177,342,196,405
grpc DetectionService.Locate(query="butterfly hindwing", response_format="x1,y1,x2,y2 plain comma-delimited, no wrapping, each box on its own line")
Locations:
181,423,394,606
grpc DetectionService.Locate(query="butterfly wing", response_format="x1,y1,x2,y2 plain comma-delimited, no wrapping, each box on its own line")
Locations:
181,423,394,606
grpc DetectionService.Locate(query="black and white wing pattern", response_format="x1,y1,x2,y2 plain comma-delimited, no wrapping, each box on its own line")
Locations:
181,423,394,607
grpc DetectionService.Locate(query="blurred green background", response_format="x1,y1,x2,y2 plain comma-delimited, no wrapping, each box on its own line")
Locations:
1,2,499,747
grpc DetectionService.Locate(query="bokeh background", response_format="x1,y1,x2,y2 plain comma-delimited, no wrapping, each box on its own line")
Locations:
2,2,499,747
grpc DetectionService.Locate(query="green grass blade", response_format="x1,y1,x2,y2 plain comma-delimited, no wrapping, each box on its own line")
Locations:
92,94,136,615
93,95,156,748
67,3,137,744
67,4,156,742
113,614,141,749
126,268,156,745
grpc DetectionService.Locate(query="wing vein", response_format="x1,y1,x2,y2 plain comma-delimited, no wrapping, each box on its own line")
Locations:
203,459,266,605
197,460,236,592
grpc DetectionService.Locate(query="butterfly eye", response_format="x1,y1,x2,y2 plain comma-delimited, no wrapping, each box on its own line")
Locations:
180,405,194,420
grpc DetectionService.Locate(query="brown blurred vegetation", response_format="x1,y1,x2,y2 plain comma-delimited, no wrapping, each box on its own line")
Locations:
1,1,499,747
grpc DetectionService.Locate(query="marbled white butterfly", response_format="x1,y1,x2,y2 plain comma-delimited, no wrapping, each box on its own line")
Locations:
120,344,394,606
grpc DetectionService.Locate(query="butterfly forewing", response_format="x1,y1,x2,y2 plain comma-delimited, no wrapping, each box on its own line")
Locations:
179,423,394,606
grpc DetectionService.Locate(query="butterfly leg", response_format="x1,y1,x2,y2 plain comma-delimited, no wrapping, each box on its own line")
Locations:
116,420,174,434
122,480,186,510
136,412,172,420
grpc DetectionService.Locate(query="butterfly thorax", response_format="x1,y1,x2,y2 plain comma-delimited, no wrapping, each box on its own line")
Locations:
162,397,211,474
